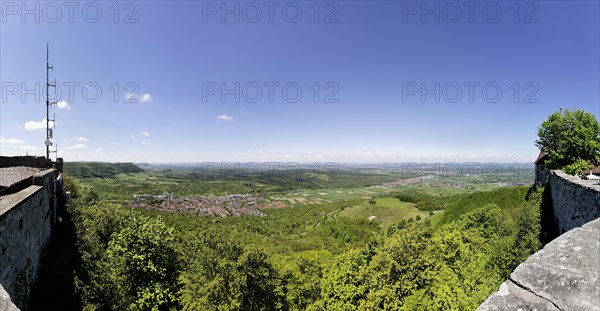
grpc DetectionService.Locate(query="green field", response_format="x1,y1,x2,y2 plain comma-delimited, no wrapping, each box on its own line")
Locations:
271,187,390,206
338,197,428,229
428,210,445,227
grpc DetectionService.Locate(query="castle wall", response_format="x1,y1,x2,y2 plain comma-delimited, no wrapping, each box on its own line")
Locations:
549,170,600,233
0,157,49,169
0,168,57,310
478,170,600,310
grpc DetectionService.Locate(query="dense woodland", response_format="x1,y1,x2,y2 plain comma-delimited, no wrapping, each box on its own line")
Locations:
64,162,144,178
30,163,547,311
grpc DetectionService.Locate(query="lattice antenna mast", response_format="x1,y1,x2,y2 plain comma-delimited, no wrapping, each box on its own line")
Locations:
45,43,56,165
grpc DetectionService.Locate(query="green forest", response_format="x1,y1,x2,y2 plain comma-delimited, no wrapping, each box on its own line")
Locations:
64,162,144,178
30,164,548,311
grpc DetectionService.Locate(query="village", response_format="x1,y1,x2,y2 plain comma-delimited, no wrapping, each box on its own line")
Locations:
129,193,285,217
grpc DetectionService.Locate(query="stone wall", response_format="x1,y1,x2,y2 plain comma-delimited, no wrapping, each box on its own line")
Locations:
549,170,600,234
0,168,57,310
0,157,63,173
0,157,49,169
479,170,600,310
478,218,600,310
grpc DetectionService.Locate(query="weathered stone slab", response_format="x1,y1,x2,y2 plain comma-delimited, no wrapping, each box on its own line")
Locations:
0,284,20,311
510,221,600,311
477,279,559,311
583,218,600,232
0,186,42,218
0,167,42,188
479,218,600,311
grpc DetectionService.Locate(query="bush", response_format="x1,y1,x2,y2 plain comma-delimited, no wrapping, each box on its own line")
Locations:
562,158,593,176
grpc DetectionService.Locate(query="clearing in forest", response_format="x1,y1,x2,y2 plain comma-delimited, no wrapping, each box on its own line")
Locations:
338,197,428,229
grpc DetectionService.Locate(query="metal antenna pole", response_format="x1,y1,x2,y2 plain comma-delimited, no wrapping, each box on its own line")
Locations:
45,44,56,166
50,113,58,162
46,44,50,162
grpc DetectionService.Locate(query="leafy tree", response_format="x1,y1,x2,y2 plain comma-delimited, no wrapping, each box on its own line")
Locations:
62,174,81,200
104,214,181,310
512,201,541,266
316,249,368,311
73,201,130,303
70,195,181,310
179,234,286,311
236,249,287,310
535,109,600,174
396,219,407,230
440,187,530,225
276,256,322,311
359,223,433,311
562,158,593,176
454,203,501,239
408,229,499,311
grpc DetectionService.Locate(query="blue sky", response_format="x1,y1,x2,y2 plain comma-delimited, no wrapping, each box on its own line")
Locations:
1,1,599,163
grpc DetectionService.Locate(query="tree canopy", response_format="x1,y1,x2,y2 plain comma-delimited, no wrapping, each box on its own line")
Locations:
35,175,544,311
535,109,600,175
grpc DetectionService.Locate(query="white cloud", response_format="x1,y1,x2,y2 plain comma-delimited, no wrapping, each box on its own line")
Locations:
18,145,38,151
57,100,71,110
0,137,24,145
66,143,87,150
94,148,102,152
217,114,233,122
111,141,119,145
75,136,88,142
139,131,150,137
130,134,136,139
139,93,153,103
0,137,38,155
24,119,54,131
125,92,153,103
141,141,150,145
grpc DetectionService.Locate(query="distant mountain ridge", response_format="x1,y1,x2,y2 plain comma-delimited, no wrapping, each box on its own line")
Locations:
64,162,144,178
